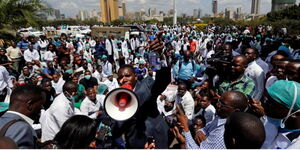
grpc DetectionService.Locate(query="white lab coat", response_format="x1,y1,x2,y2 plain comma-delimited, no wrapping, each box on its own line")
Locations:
245,61,265,100
105,39,116,56
80,95,105,119
51,77,65,94
40,93,81,142
102,78,119,92
114,47,129,71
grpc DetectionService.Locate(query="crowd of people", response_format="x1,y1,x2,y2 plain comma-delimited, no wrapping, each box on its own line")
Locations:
0,23,299,149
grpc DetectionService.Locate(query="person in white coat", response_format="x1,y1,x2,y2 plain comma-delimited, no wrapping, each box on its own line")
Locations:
114,40,129,71
105,35,117,64
80,88,105,119
40,81,80,142
158,83,194,120
102,73,119,92
51,73,65,95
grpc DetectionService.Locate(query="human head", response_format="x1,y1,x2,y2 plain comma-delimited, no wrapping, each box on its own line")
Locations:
63,81,78,98
96,65,102,73
22,67,31,76
272,60,289,80
84,71,92,80
41,79,52,92
285,61,300,83
9,85,46,120
192,115,206,134
264,80,300,130
231,55,248,79
216,91,248,119
183,51,191,62
223,43,233,55
244,48,258,62
117,65,137,88
86,88,96,102
54,115,97,149
52,73,61,83
177,82,187,97
198,90,212,109
224,112,265,149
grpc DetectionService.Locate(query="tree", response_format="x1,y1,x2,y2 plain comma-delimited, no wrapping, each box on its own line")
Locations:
0,0,46,29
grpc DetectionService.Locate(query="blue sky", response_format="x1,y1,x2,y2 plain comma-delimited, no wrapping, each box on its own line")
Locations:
46,0,300,17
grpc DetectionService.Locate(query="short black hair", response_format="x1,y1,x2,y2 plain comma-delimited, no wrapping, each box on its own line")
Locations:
62,81,77,92
224,112,265,149
194,115,206,127
118,64,135,73
10,85,46,107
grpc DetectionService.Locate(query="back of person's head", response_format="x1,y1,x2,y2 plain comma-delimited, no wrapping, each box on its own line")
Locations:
54,115,97,149
224,112,265,149
10,85,46,118
62,81,77,93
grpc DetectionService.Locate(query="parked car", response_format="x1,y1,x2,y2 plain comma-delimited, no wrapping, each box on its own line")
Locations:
17,27,45,37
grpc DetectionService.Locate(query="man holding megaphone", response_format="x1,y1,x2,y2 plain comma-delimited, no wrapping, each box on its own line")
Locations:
105,33,172,149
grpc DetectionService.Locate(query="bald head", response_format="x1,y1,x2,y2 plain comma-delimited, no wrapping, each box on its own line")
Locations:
233,55,248,67
225,91,248,111
286,61,300,82
224,112,265,149
183,50,191,62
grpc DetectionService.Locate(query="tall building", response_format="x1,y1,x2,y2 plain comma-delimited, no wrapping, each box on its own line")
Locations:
212,0,218,17
79,10,89,21
225,8,233,19
193,9,202,18
235,7,242,20
122,0,126,18
251,0,261,14
100,0,119,23
272,0,296,12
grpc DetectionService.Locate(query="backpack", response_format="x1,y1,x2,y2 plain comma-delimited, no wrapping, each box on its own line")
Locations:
178,59,196,73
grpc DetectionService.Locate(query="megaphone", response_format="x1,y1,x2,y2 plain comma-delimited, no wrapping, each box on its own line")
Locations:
104,84,139,121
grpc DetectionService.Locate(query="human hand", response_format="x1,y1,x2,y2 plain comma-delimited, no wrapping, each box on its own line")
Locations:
159,95,167,101
249,98,265,116
176,104,189,132
171,126,185,143
144,141,155,149
194,130,206,145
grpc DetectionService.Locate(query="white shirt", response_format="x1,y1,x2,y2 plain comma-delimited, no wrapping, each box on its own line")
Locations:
51,77,65,94
40,93,77,142
44,51,56,62
101,61,113,77
24,49,40,62
105,39,116,55
37,40,49,50
80,95,105,119
93,70,106,84
245,61,265,100
256,57,269,76
102,78,119,92
193,104,216,123
0,66,13,91
6,46,22,60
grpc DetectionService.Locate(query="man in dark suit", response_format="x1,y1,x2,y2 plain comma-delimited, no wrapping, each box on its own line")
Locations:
0,85,46,148
114,64,171,148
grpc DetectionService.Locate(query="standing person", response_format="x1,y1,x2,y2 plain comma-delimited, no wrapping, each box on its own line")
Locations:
178,91,249,149
40,81,79,142
114,40,129,71
173,50,197,90
114,63,171,148
105,35,116,64
0,85,46,148
244,48,265,100
6,41,22,72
